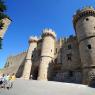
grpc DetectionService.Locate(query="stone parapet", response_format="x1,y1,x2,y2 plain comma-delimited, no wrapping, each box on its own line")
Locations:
42,28,56,39
29,36,38,43
73,7,95,29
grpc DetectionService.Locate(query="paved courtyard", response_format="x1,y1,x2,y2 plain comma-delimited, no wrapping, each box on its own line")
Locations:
0,78,95,95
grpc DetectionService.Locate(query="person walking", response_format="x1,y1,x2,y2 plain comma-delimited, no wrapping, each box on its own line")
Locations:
10,73,16,88
0,74,3,87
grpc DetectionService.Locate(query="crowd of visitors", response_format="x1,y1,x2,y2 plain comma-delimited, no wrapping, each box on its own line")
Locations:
0,73,16,89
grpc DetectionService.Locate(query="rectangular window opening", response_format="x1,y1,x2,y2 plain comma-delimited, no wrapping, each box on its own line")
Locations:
68,44,72,50
67,53,72,61
69,71,73,77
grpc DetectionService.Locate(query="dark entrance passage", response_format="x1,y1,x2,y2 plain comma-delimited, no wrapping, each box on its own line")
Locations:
89,78,95,88
32,67,39,80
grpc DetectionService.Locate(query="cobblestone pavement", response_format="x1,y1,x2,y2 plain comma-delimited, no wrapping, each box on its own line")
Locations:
0,78,95,95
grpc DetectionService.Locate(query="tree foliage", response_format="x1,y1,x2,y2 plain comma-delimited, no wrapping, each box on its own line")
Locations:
0,0,6,28
0,0,6,12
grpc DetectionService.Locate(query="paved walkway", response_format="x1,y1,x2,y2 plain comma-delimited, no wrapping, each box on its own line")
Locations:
0,78,95,95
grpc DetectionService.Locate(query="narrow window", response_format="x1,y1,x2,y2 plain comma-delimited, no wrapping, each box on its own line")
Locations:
68,44,72,50
55,58,57,63
56,48,57,53
86,18,89,21
94,26,95,30
67,53,72,61
87,44,91,49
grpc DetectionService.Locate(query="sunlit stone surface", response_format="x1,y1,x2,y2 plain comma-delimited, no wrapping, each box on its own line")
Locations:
0,78,95,95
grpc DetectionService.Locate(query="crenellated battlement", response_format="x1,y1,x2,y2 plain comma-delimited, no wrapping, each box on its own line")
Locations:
29,36,38,43
65,36,77,43
73,6,95,28
59,35,77,44
42,28,56,39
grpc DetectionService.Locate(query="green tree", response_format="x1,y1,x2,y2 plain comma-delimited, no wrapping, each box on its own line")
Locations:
0,0,6,29
0,0,6,12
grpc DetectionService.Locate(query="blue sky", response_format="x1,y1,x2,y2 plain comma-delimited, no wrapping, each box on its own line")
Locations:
0,0,95,68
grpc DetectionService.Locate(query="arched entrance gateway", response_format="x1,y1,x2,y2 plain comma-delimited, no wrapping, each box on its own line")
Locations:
89,78,95,88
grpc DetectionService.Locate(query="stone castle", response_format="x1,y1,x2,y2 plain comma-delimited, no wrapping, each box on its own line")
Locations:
2,7,95,86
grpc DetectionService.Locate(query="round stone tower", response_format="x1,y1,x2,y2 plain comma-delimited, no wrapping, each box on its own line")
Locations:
73,7,95,85
22,36,38,79
37,28,56,80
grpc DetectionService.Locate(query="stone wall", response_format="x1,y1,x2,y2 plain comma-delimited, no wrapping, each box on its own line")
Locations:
61,36,81,70
2,52,26,77
53,36,82,83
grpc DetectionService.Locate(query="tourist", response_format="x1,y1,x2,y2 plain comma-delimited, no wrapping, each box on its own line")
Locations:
10,73,16,88
0,74,3,86
30,75,33,80
5,74,12,89
0,73,12,89
0,74,6,88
